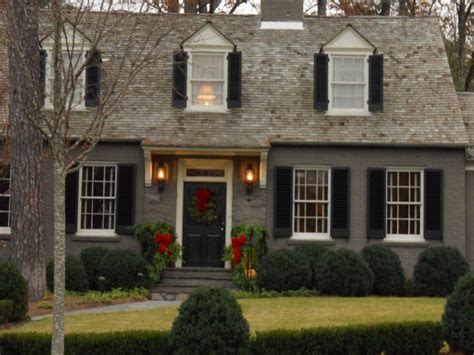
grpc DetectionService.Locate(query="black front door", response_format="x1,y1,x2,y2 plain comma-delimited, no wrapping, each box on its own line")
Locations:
183,182,226,267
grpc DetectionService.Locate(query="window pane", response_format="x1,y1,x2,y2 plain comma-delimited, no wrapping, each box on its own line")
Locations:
333,57,364,82
191,82,224,107
191,54,224,80
333,84,364,109
0,212,9,227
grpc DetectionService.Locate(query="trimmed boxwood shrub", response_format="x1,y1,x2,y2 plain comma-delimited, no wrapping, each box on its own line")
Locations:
170,287,250,354
442,272,474,354
361,245,405,295
47,256,89,293
98,249,147,290
315,249,374,296
413,246,470,297
0,261,28,321
293,244,328,289
257,250,311,291
0,300,14,324
80,247,110,290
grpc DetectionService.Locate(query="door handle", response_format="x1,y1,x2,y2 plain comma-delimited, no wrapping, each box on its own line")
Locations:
220,227,224,232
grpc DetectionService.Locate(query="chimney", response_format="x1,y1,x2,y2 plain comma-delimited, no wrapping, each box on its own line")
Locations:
260,0,304,29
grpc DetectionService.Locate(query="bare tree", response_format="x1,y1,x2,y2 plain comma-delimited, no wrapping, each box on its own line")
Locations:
3,0,172,352
6,0,46,301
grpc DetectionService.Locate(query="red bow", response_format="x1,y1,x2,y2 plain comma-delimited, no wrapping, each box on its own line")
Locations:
196,188,211,212
155,233,173,255
231,234,247,265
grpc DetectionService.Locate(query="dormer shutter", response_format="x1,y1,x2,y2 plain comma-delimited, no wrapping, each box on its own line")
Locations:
314,53,329,111
39,49,47,105
368,54,384,112
85,50,101,107
172,51,188,109
227,51,242,109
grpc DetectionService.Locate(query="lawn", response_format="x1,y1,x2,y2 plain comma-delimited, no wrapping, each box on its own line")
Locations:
3,297,445,334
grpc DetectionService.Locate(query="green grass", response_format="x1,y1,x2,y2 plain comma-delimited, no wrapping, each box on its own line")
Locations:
3,297,445,334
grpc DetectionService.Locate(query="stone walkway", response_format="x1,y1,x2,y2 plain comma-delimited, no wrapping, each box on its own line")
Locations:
31,300,181,321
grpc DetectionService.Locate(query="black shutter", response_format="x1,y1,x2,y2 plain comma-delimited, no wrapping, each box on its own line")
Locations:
314,53,329,111
274,167,293,238
425,169,443,240
116,164,136,235
227,51,242,109
331,168,350,239
172,51,188,108
368,54,384,112
65,171,79,234
367,168,386,239
39,49,47,105
85,50,101,107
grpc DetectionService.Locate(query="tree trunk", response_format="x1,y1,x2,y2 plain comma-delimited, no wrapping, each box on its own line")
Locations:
380,0,391,16
51,156,66,355
399,0,406,15
318,0,327,16
6,0,46,302
458,0,467,80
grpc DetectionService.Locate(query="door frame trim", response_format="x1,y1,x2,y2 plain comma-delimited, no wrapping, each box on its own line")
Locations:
176,158,233,268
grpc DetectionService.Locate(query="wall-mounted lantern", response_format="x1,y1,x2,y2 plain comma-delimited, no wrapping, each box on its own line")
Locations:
244,163,256,199
156,161,167,193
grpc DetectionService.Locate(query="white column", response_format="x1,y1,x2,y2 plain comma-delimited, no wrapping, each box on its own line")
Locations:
259,151,268,189
143,148,152,187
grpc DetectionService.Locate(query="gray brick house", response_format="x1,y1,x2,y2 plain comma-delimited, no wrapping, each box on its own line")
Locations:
1,0,473,274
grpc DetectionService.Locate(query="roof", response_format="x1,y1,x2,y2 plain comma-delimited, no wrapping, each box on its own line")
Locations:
458,92,474,146
1,13,469,149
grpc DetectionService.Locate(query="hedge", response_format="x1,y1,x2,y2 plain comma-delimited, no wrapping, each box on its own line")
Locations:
0,300,14,324
0,322,443,355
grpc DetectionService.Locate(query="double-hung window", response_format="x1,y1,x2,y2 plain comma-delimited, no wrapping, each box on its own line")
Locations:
78,164,117,236
0,167,11,233
293,168,330,238
189,53,226,110
386,170,423,240
332,56,366,110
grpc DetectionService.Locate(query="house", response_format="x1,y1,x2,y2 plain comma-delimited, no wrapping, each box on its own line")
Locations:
0,0,473,278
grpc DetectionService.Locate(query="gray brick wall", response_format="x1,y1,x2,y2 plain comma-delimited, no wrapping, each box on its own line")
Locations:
266,145,467,275
466,170,474,269
261,0,303,22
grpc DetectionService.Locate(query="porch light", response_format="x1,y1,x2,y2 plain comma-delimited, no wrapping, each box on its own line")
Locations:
156,161,166,194
245,163,256,198
197,84,216,106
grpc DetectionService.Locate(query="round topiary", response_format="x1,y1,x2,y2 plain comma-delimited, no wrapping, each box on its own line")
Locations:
257,249,311,291
170,287,250,354
442,273,474,354
46,256,89,293
361,244,406,295
293,244,328,289
80,247,110,290
0,261,28,321
98,249,146,290
413,246,470,297
315,249,374,296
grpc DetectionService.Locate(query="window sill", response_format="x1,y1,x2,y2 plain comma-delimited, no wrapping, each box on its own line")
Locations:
184,107,229,114
43,104,90,112
382,238,428,248
288,236,336,246
72,235,120,243
325,111,372,117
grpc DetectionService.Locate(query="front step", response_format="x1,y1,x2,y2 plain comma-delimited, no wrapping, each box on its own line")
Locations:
152,267,236,301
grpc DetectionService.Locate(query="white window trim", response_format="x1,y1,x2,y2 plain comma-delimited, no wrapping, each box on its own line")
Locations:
0,168,11,235
185,49,230,113
326,52,371,116
385,168,425,242
75,162,118,238
291,166,332,240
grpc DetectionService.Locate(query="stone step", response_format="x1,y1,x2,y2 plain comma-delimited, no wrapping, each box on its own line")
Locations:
159,277,236,288
162,268,233,280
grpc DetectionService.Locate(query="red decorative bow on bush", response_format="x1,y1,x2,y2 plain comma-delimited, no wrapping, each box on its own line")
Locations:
231,234,247,265
155,233,173,255
196,188,211,212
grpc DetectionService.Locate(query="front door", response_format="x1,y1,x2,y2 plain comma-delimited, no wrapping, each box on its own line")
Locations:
183,182,226,267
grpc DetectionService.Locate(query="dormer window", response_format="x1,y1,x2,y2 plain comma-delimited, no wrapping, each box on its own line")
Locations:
173,23,242,111
314,25,384,115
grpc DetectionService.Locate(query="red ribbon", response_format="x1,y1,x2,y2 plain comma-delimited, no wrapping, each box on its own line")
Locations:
196,188,211,212
231,234,247,265
155,233,173,255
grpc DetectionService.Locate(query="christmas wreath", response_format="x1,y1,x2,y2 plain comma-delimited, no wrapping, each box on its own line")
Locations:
188,188,220,225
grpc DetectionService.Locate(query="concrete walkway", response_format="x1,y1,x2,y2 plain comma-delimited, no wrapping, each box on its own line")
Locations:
31,300,182,321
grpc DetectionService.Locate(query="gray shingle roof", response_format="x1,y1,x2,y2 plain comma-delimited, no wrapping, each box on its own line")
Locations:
4,13,470,148
458,92,474,146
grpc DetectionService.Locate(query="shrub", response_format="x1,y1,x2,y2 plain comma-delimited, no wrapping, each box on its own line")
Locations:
413,246,470,296
293,244,328,289
442,273,474,354
46,256,89,293
361,245,405,295
98,250,147,290
170,287,250,354
0,300,14,324
80,247,110,290
0,261,28,321
315,249,374,296
257,249,311,292
252,322,443,355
